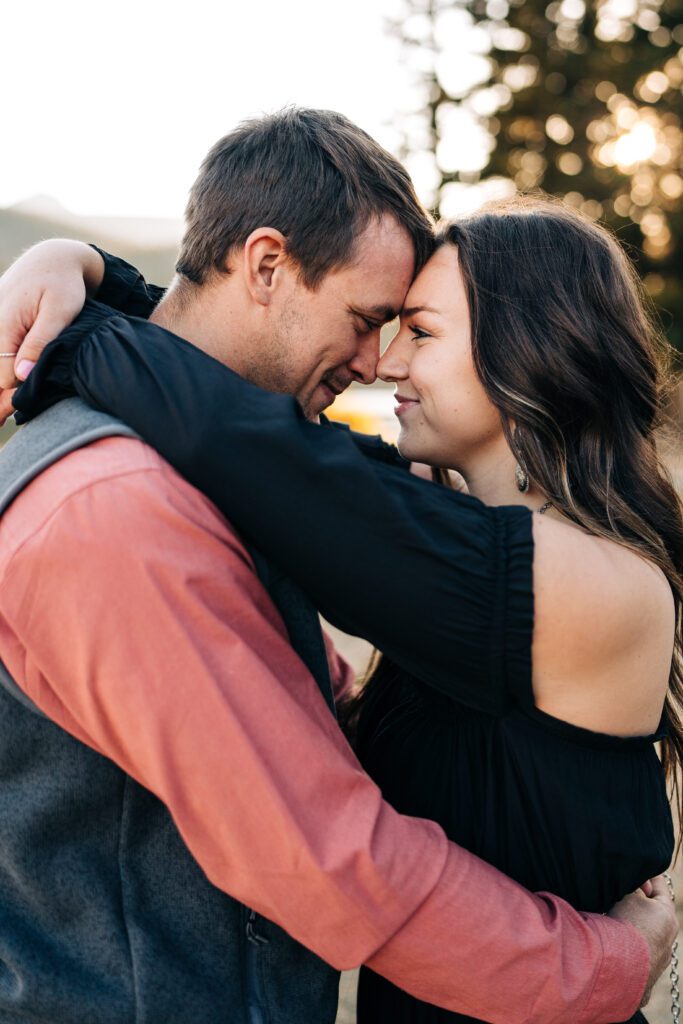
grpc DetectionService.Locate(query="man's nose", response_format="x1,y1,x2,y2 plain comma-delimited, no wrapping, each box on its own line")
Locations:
348,334,379,386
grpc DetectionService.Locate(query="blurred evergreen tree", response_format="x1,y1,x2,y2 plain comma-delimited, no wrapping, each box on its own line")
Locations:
389,0,683,350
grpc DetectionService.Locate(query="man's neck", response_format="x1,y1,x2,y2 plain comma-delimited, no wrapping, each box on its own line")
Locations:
149,279,240,371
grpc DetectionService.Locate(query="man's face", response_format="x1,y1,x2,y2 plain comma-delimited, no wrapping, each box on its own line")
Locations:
245,216,416,419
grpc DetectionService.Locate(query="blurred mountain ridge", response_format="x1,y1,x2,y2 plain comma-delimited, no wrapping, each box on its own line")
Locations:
0,197,179,285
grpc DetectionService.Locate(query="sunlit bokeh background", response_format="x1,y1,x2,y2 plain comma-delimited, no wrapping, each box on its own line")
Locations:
2,3,683,1020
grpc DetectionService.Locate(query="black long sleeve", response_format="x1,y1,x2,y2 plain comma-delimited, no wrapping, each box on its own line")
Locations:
14,312,533,715
90,246,165,318
91,249,407,468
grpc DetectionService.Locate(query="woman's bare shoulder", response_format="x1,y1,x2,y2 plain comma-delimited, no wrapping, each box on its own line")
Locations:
533,515,673,617
531,515,674,733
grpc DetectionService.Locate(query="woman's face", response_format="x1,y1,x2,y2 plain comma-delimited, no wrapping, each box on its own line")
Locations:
378,244,504,472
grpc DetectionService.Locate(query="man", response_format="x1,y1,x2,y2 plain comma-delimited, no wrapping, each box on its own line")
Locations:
0,108,675,1024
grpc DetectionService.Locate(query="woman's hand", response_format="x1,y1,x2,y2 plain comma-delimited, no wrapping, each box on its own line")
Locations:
0,239,104,392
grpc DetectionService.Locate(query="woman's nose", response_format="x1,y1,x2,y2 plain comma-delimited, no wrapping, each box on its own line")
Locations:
377,332,410,383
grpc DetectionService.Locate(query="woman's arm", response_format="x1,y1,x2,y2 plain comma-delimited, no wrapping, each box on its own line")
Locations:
0,242,161,394
89,246,165,318
15,313,533,714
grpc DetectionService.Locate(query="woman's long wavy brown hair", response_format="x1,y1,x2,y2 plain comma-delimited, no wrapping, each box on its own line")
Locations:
353,195,683,842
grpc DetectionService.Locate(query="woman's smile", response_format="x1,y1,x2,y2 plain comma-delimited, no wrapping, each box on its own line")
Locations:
393,391,420,417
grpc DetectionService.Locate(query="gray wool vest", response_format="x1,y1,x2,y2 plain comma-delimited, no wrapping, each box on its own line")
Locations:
0,398,339,1024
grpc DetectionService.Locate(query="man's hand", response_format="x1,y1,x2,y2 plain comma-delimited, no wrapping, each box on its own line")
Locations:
0,239,104,391
609,874,679,1006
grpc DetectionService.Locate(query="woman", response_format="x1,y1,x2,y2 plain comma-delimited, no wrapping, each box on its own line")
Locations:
11,197,682,1022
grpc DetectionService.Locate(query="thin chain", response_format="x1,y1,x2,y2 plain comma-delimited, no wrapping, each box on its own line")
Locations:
664,872,681,1024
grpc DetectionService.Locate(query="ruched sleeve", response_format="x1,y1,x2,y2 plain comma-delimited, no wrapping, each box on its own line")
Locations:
90,246,165,318
15,312,534,716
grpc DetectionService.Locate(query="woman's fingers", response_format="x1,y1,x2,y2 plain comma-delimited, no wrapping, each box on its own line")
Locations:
0,238,97,391
13,300,80,380
0,314,29,390
0,389,17,427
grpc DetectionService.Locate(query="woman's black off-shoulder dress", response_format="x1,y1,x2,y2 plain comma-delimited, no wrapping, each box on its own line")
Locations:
14,254,675,1024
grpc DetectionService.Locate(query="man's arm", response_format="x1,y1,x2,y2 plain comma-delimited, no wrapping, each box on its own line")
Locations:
0,437,659,1024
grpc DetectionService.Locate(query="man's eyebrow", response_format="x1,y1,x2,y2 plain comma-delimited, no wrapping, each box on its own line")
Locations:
401,305,440,317
349,305,399,322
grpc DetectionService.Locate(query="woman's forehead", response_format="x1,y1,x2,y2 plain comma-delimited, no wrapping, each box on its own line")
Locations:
403,245,463,313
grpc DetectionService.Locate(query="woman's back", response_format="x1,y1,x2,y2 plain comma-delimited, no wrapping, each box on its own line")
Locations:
531,515,675,736
353,531,675,1022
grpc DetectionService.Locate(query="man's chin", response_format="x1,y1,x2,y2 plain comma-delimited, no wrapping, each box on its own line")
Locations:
303,383,337,420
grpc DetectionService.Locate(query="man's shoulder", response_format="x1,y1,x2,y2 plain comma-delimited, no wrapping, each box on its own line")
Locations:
0,435,247,568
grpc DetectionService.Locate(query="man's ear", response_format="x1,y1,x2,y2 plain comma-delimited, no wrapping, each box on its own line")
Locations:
241,228,292,306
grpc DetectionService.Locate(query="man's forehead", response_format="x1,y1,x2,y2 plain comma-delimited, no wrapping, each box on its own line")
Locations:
330,216,417,314
354,215,416,262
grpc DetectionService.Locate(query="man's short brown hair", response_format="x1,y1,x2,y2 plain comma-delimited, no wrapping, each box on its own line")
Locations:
176,107,434,288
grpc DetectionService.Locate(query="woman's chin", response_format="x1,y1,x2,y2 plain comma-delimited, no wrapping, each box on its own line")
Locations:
397,433,429,465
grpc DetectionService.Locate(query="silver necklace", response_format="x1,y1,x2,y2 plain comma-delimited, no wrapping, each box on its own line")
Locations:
538,501,552,515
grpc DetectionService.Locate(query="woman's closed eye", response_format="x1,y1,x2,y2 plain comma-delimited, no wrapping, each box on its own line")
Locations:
409,325,432,342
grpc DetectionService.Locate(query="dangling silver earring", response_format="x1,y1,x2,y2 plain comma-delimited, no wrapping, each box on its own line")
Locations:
515,462,529,493
512,425,529,493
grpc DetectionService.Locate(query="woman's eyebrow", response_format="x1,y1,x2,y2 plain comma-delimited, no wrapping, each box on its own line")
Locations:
401,304,440,317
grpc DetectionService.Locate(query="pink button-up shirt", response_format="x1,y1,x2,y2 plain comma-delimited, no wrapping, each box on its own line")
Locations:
0,435,649,1022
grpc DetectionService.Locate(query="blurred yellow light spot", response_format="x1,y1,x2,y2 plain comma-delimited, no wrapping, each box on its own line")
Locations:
616,105,638,129
630,181,654,205
515,169,539,189
595,80,617,101
607,92,630,112
637,84,661,103
508,117,544,142
503,64,539,91
581,199,603,220
650,27,671,47
661,173,683,199
641,211,666,236
560,0,585,18
613,193,631,216
521,150,546,172
652,143,672,166
596,18,623,42
614,121,657,168
597,140,617,165
645,71,669,95
587,118,611,143
545,114,574,144
637,8,660,31
644,273,666,296
664,58,683,86
557,152,583,174
643,229,672,258
608,0,637,19
486,0,510,18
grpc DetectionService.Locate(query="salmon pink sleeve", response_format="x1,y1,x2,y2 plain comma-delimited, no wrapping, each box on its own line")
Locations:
0,439,649,1024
